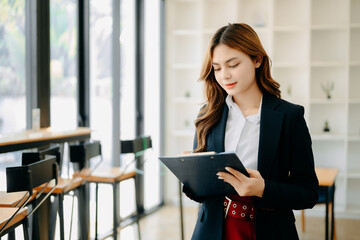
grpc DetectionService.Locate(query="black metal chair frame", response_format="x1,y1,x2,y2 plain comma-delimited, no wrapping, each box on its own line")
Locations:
22,144,82,240
0,155,58,239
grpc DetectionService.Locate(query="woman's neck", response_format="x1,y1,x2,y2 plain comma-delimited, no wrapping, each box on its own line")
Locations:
232,87,262,117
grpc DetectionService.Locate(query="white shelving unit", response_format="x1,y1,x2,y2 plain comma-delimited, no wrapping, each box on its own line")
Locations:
165,0,360,215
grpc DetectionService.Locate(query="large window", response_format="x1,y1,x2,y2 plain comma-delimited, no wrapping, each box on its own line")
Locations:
0,0,26,192
120,0,136,141
0,0,26,133
50,0,78,130
89,0,113,163
144,0,161,210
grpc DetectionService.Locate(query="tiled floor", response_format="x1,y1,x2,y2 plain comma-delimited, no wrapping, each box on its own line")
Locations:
135,205,360,240
4,204,360,240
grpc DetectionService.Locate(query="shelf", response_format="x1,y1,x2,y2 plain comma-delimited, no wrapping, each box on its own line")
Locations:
172,0,200,2
310,99,346,104
173,97,203,104
350,61,360,66
351,0,360,25
348,136,360,141
350,28,360,62
311,25,347,31
310,62,347,67
350,23,360,29
273,26,307,32
349,99,360,104
311,134,346,141
311,29,348,62
347,179,360,207
202,0,238,30
347,172,360,179
310,103,347,136
349,66,360,99
167,0,201,30
310,64,347,100
171,64,201,69
171,29,201,36
311,0,348,26
238,0,269,28
172,130,194,137
348,104,360,137
273,0,309,28
274,31,308,63
272,66,308,102
346,205,360,215
272,62,306,68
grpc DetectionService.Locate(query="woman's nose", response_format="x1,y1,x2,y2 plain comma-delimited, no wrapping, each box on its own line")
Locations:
221,69,230,80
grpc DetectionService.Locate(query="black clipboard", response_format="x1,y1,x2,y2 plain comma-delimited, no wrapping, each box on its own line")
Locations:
159,152,249,196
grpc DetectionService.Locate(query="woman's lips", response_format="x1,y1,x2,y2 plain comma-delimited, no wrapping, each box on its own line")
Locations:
225,82,237,89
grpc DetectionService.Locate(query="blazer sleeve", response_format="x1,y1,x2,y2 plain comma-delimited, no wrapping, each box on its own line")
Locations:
182,130,205,203
257,106,319,210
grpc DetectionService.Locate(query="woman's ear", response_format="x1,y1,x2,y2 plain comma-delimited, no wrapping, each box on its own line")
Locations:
255,56,263,68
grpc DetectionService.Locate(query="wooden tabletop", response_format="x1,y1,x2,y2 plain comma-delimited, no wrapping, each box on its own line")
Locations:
0,207,28,231
316,168,339,187
0,127,91,153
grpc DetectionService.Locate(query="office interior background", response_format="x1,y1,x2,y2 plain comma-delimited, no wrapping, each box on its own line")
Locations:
1,0,360,239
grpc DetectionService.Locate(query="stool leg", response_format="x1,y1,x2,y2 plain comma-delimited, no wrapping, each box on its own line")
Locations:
135,178,141,240
31,200,40,240
113,182,120,240
69,192,76,240
8,231,15,240
49,195,59,240
95,183,99,240
23,218,30,240
59,194,65,240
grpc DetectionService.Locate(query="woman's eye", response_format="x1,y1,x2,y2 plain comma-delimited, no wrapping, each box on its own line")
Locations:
229,63,239,68
214,68,220,72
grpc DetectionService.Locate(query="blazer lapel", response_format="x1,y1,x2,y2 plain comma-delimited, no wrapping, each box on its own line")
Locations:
258,93,284,179
207,105,228,153
207,94,284,179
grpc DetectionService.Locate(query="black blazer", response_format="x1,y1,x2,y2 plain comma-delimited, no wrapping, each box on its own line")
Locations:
186,93,319,240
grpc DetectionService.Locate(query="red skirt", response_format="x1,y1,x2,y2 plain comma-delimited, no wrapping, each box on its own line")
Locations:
223,194,256,240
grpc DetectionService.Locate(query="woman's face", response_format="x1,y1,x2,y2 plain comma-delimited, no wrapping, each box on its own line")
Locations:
212,44,261,97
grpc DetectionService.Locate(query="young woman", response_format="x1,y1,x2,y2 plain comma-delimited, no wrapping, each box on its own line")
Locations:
183,23,319,240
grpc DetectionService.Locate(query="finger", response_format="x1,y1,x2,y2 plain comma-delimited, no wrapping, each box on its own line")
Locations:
218,172,240,187
225,167,248,181
246,168,261,178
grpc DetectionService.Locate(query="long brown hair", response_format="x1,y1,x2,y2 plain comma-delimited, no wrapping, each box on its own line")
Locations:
194,23,281,152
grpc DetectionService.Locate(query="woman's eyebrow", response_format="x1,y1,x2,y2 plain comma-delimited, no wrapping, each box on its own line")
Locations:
212,57,238,65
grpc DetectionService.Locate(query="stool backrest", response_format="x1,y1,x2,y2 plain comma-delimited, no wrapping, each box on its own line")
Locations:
121,136,152,156
69,140,101,169
6,156,58,194
22,145,61,166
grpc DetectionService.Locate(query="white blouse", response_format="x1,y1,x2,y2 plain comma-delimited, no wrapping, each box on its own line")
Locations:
224,95,262,170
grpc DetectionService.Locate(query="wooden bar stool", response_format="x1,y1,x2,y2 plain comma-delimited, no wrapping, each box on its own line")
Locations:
0,207,29,240
1,155,58,239
69,141,103,239
70,136,151,240
22,145,83,240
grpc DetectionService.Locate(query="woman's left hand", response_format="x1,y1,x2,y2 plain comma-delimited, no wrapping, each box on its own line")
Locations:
217,167,265,198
